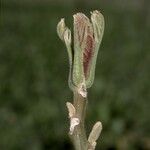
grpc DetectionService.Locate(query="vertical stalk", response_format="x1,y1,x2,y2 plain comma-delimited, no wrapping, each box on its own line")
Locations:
70,90,88,150
57,10,104,150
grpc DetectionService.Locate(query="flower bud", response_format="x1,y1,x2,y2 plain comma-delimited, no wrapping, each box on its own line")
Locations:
88,121,102,144
57,10,105,92
57,18,74,89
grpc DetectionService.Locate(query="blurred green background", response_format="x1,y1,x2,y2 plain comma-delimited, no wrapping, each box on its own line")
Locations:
0,0,150,149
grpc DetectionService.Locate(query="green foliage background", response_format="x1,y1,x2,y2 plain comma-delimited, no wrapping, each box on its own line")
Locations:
0,0,150,149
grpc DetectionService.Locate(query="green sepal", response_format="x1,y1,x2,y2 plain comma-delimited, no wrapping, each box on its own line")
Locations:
85,11,105,88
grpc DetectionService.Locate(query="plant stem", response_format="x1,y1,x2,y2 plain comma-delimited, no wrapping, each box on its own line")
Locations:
70,90,88,150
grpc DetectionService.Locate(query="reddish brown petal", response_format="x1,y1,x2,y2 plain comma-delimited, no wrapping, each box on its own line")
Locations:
73,13,95,80
83,34,94,78
74,13,89,46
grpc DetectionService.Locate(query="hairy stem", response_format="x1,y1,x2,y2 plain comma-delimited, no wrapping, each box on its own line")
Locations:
70,90,88,150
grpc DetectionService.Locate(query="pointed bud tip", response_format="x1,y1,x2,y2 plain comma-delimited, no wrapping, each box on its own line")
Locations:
57,18,66,41
73,12,89,24
73,12,86,18
91,10,104,23
88,121,102,144
94,121,102,130
91,10,103,16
